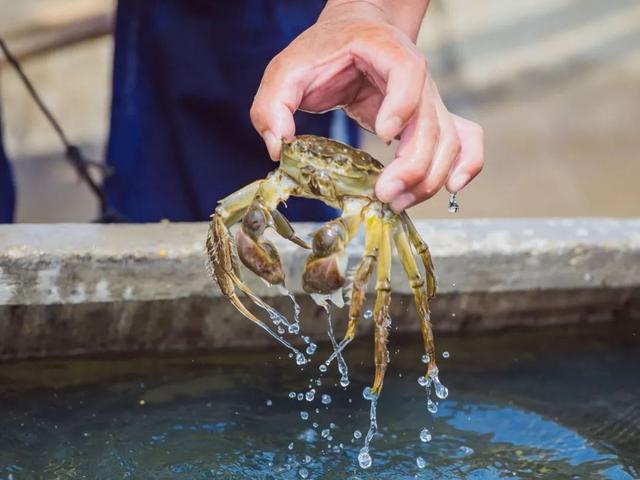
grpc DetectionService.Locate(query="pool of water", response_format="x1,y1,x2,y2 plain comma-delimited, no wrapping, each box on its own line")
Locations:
0,321,638,479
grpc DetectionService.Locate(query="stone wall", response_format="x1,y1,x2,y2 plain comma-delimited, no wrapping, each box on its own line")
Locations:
1,219,638,359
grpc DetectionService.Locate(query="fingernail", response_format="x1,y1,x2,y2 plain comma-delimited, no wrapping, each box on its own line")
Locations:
379,116,402,142
263,131,280,161
376,178,405,203
449,172,470,192
390,192,415,213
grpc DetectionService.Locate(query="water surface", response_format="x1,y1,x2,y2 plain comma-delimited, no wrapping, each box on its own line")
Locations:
0,322,638,479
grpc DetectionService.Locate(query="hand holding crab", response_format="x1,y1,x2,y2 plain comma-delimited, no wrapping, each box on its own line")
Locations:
207,135,439,396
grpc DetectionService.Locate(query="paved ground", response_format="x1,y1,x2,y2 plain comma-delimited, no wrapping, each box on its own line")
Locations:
1,0,639,222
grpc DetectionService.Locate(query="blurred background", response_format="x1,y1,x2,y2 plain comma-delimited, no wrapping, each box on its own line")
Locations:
0,0,638,222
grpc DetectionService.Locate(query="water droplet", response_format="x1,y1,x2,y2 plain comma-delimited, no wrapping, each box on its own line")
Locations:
353,430,362,439
321,394,332,405
296,353,307,365
358,449,372,469
427,399,438,414
321,429,330,438
419,428,432,443
304,455,311,464
288,442,294,450
458,445,474,457
362,387,377,401
312,422,319,428
306,343,317,355
315,378,322,386
448,193,459,213
289,392,296,399
340,377,350,387
266,399,273,407
442,351,450,359
297,393,304,401
330,422,336,429
417,376,428,387
303,336,310,343
288,324,300,334
421,354,430,364
363,310,373,319
416,456,426,469
319,365,327,373
298,467,309,478
305,390,315,402
300,411,309,420
278,326,285,334
435,383,449,400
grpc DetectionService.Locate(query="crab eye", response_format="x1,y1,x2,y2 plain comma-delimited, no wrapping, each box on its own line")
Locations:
242,205,268,237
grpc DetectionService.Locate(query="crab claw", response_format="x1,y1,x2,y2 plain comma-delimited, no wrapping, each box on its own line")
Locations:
302,222,348,294
235,204,285,285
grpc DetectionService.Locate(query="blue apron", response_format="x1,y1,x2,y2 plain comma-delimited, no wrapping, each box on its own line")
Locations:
0,120,15,223
105,0,359,223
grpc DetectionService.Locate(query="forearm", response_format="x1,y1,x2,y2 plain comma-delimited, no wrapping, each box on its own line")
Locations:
321,0,430,41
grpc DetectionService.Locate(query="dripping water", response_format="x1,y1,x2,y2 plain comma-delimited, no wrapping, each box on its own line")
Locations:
357,386,379,469
322,305,350,388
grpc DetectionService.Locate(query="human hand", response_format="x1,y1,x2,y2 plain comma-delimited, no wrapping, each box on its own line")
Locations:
250,0,484,212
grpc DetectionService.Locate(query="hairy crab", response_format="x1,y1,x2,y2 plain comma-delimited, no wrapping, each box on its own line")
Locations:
206,135,439,396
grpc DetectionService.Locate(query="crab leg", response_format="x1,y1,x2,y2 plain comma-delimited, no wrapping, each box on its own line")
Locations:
206,176,307,360
400,211,437,299
371,215,392,396
324,209,381,367
234,175,309,287
345,211,380,342
206,214,304,363
393,217,438,376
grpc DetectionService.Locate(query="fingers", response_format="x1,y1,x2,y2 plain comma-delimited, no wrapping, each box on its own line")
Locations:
250,54,304,161
350,33,427,142
375,80,440,203
388,112,484,212
388,84,461,211
446,115,484,193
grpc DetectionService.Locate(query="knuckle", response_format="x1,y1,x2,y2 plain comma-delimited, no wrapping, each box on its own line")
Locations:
402,164,428,184
249,101,263,126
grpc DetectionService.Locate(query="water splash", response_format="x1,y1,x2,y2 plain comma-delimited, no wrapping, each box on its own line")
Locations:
322,305,350,388
245,316,306,366
417,365,448,420
357,386,379,469
280,287,302,335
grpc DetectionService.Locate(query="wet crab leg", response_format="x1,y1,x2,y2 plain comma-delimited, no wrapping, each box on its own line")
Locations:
371,214,392,396
400,211,437,299
393,217,438,376
325,209,380,366
206,177,307,359
206,214,303,361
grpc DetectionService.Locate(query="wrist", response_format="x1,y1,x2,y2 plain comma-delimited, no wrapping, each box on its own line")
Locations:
321,0,429,41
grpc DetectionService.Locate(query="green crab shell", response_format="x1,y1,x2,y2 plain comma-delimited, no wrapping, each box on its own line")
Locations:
279,135,383,201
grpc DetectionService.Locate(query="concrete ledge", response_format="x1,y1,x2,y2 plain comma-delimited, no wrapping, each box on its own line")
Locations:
1,219,639,360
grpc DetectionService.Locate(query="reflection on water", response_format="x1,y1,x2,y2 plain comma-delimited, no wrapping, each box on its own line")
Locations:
0,322,638,479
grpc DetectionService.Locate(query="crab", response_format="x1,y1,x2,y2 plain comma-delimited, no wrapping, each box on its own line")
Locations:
206,135,439,396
